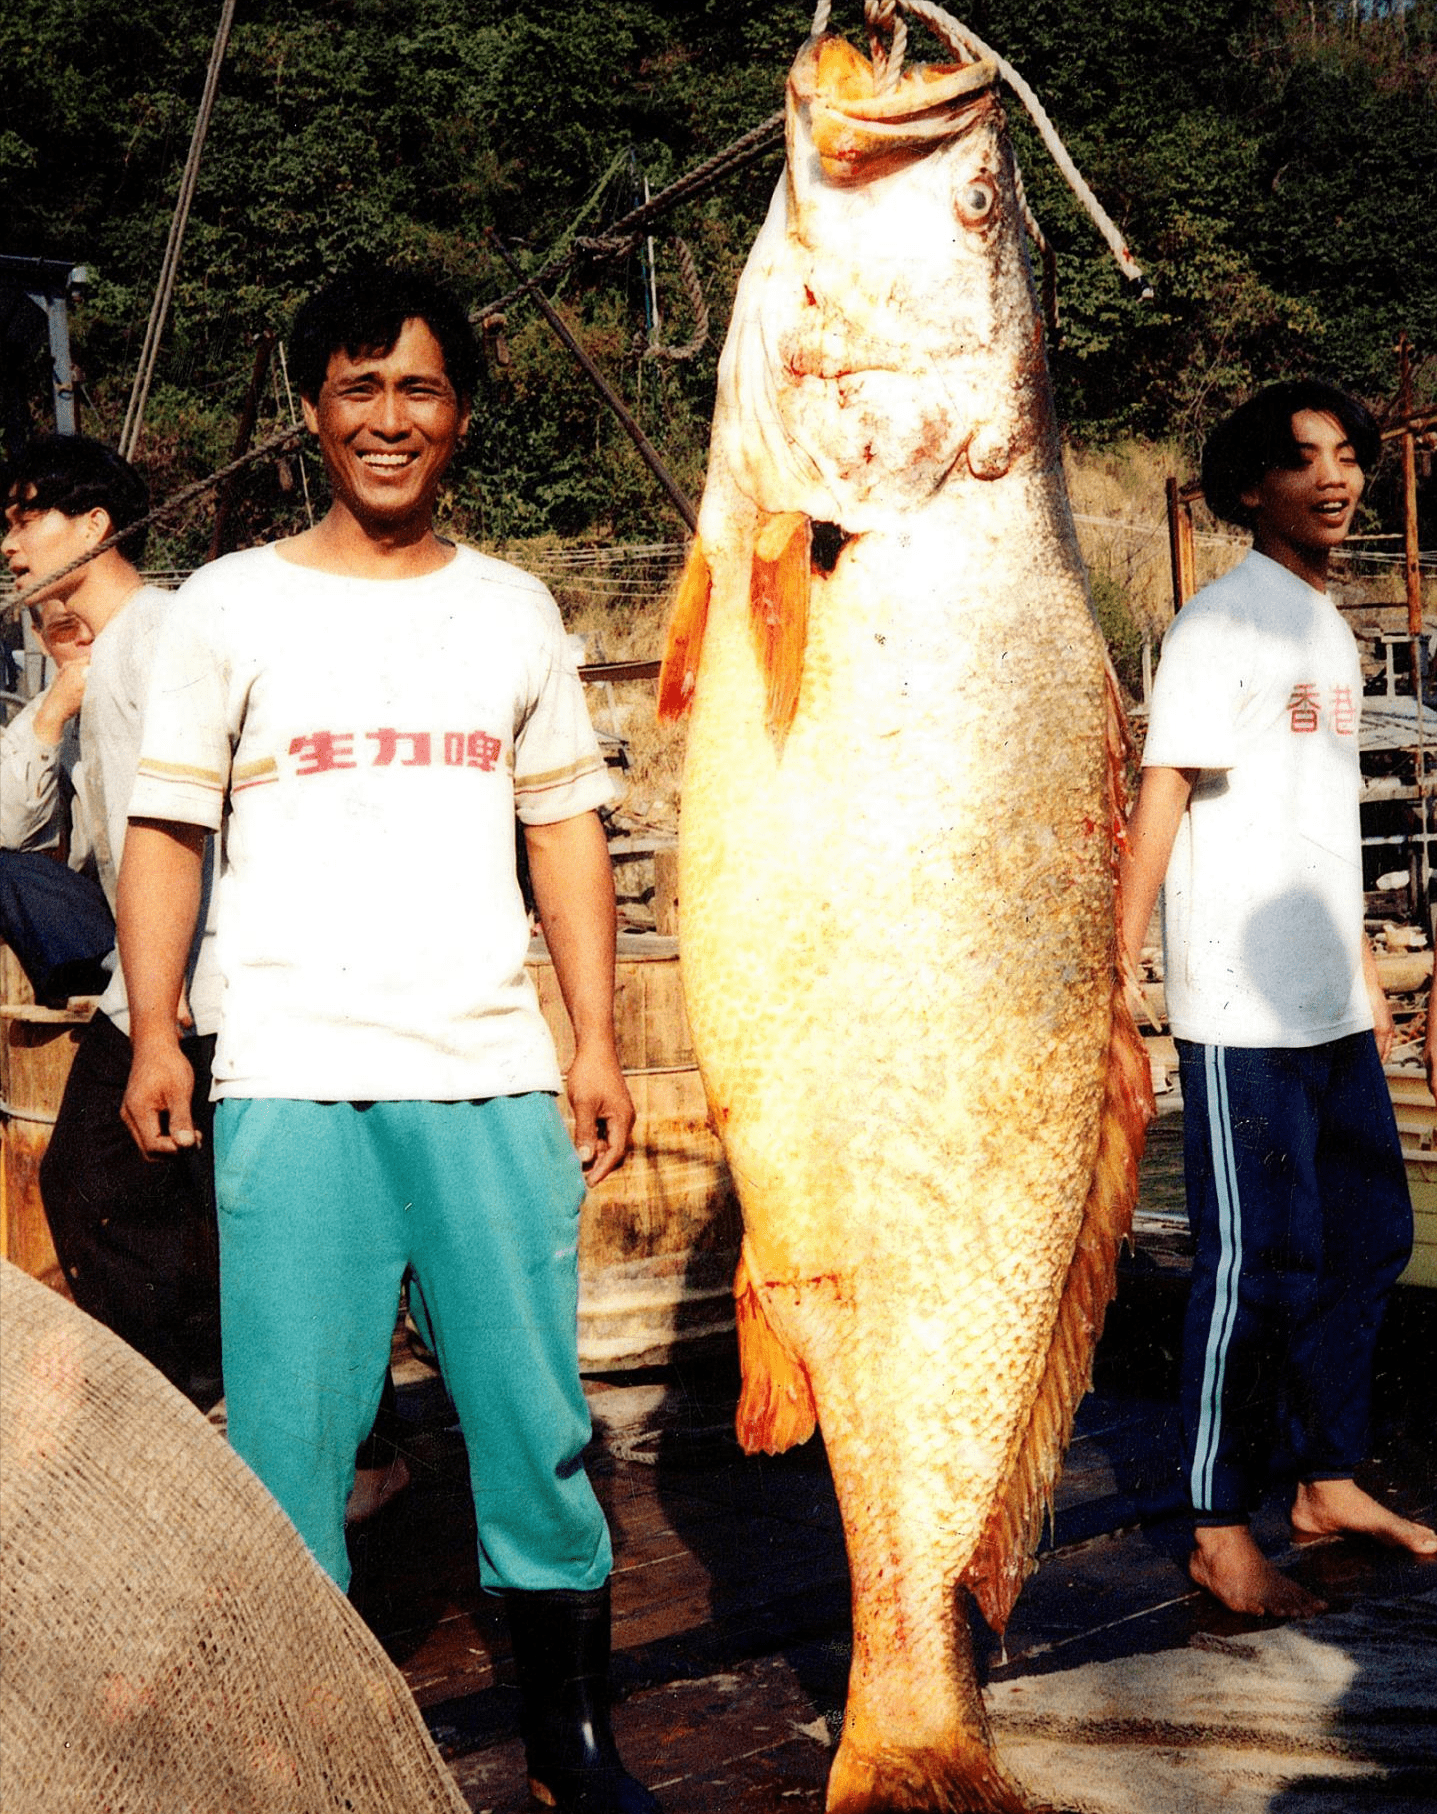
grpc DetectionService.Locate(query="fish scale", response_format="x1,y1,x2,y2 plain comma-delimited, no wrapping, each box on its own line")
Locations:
661,30,1151,1812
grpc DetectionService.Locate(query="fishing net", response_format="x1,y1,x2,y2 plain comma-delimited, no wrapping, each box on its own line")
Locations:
0,1259,469,1814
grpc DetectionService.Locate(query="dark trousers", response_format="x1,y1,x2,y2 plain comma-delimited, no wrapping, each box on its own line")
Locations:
0,848,114,1005
39,1010,222,1409
1177,1033,1412,1523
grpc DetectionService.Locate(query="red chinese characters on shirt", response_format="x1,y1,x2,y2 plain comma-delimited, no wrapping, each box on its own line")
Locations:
1286,685,1358,736
288,728,504,775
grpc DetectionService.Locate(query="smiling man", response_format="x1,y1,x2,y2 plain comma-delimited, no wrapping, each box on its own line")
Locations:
116,268,657,1814
1120,379,1437,1617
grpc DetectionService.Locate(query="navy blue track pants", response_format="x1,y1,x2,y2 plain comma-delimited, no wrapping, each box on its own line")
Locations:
1176,1032,1412,1524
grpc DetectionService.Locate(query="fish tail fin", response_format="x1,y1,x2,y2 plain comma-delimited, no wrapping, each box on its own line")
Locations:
749,510,811,749
826,1729,1037,1812
733,1244,818,1455
656,537,713,722
965,669,1155,1633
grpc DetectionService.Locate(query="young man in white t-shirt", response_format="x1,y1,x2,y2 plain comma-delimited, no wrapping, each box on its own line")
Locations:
117,268,658,1814
2,435,223,1407
1121,380,1437,1617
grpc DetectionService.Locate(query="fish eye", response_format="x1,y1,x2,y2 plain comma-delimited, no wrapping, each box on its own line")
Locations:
956,177,997,228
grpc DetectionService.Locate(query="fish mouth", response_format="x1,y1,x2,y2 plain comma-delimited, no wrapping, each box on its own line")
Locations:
798,36,998,178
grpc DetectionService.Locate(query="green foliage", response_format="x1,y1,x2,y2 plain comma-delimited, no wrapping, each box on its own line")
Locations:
1088,573,1145,702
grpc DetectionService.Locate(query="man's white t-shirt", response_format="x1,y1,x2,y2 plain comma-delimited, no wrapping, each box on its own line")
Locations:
1142,550,1370,1049
128,543,614,1101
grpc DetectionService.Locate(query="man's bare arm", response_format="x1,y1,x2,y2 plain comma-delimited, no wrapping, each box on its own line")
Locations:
1426,978,1437,1100
1118,766,1197,969
523,810,634,1185
118,818,206,1157
1360,934,1396,1065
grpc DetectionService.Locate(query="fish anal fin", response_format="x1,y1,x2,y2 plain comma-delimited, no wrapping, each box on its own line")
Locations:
733,1247,818,1455
965,669,1156,1634
656,538,713,723
749,510,811,751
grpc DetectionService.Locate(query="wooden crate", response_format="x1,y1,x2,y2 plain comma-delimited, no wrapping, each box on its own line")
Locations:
1386,1066,1437,1290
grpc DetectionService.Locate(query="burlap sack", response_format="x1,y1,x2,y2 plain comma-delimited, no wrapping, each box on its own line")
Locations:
0,1259,470,1813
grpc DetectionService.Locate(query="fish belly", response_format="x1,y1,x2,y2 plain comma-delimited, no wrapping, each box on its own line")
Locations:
679,490,1113,1806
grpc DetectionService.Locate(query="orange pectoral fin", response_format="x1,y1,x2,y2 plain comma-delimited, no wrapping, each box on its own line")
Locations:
733,1248,818,1456
749,510,811,751
656,538,712,723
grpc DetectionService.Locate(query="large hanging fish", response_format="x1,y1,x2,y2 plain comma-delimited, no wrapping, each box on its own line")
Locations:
659,19,1152,1813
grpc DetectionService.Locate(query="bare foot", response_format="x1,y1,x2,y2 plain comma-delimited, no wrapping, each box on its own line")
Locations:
1189,1523,1327,1617
1292,1478,1437,1554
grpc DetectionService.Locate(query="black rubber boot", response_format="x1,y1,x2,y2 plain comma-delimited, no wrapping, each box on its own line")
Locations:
504,1583,662,1813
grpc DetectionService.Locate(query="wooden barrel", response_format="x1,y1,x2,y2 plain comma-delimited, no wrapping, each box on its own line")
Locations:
0,946,85,1297
527,932,741,1370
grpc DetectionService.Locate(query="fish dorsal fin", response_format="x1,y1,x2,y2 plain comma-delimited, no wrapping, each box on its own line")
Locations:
733,1244,818,1455
656,538,713,723
962,666,1155,1633
749,510,811,751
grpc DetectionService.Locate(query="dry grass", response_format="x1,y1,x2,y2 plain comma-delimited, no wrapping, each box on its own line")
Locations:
1065,440,1247,637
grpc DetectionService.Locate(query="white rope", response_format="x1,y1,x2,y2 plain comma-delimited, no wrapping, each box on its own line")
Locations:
865,0,908,92
815,0,1150,293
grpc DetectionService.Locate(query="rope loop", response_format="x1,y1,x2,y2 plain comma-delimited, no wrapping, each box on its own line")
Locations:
814,0,1147,291
864,0,907,91
642,239,710,364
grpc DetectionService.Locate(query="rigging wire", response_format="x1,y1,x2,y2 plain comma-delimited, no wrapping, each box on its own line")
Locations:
118,0,238,460
471,111,786,326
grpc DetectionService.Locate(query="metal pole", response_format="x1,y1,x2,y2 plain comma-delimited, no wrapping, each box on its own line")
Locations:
42,292,78,434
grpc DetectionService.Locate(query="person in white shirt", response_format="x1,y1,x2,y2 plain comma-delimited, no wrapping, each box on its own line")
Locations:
2,435,222,1407
0,592,113,1002
117,267,658,1814
1121,381,1437,1617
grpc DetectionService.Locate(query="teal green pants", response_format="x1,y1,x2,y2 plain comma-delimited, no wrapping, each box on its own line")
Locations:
213,1094,612,1594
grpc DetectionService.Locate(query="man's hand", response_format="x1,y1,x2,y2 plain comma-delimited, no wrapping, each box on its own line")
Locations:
31,660,89,744
523,810,631,1185
122,1037,199,1158
1370,990,1397,1065
566,1041,634,1187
